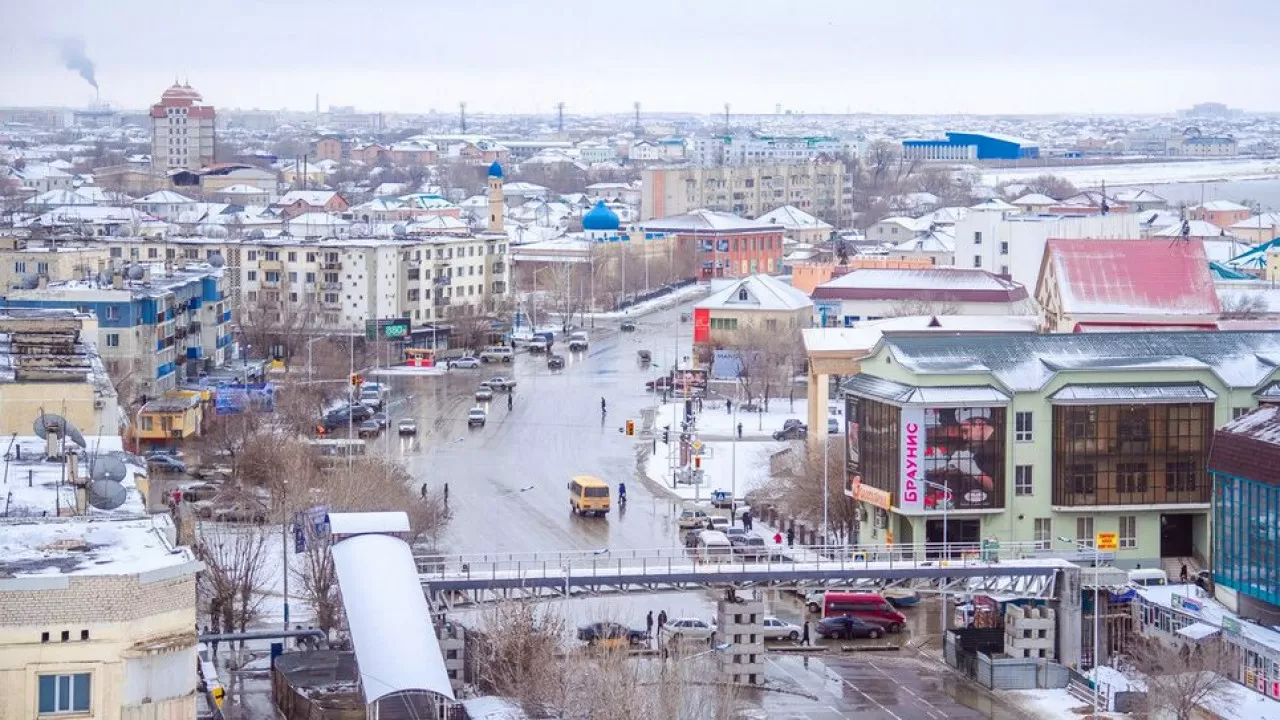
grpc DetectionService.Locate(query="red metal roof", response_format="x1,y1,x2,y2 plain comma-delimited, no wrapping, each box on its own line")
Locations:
1043,238,1221,316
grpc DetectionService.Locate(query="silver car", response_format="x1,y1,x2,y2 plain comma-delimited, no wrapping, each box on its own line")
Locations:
475,386,494,402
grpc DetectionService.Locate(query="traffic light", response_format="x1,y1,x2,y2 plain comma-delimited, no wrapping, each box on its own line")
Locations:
662,426,670,443
694,456,702,469
625,420,635,436
350,373,363,386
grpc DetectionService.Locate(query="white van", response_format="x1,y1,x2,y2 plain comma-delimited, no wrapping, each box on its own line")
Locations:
697,530,733,563
1128,568,1169,587
480,346,514,363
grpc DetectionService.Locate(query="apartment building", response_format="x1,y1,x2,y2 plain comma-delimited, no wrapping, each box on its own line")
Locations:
843,331,1280,570
5,264,234,400
954,210,1141,287
0,515,202,720
641,161,845,222
689,133,851,166
0,236,113,291
149,83,216,171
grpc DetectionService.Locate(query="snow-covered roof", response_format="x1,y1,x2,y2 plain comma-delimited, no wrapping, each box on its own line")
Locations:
920,206,969,225
331,528,455,704
696,274,811,312
874,331,1280,392
1112,188,1166,204
216,184,268,195
0,514,197,579
642,208,777,233
328,511,410,538
891,229,954,254
1218,403,1280,445
815,268,1026,299
969,198,1017,211
1194,200,1250,212
1153,219,1228,238
802,316,1037,355
278,190,339,207
1135,583,1280,654
135,190,195,205
760,205,833,231
502,182,548,194
1041,238,1221,316
24,188,95,206
1011,193,1057,206
1230,212,1280,230
876,216,927,232
284,212,351,228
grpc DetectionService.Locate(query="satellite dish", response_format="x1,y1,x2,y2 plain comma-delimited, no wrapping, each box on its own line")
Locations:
126,264,145,281
89,455,128,484
33,413,87,448
247,229,265,240
208,251,226,268
87,479,127,511
392,222,407,236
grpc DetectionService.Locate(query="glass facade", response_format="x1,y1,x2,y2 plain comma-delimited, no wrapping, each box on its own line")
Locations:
851,397,900,498
920,407,1006,511
1051,403,1213,506
1214,472,1280,607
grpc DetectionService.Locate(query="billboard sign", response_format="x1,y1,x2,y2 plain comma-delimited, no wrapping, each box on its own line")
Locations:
693,308,711,344
899,406,1006,515
672,368,708,396
214,383,276,415
845,396,861,497
365,317,411,340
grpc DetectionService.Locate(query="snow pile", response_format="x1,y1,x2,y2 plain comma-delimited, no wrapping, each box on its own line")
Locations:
654,399,816,440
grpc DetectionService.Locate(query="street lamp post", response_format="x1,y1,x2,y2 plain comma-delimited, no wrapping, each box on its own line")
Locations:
922,478,951,633
1059,535,1101,717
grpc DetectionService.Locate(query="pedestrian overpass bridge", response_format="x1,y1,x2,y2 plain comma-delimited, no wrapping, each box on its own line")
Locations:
416,541,1080,609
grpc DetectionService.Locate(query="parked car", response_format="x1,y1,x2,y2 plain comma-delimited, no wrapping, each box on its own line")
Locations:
772,419,808,441
762,617,803,641
468,407,487,427
397,419,418,436
817,616,884,640
547,354,565,370
448,356,481,369
620,321,636,332
730,533,767,559
705,515,730,533
660,618,716,644
371,412,389,429
475,386,494,402
576,621,648,647
645,376,673,392
147,449,185,460
148,455,187,473
357,420,381,438
677,507,711,529
486,376,517,391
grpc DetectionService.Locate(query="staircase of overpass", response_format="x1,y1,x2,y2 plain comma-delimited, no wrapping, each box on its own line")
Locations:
416,541,1079,609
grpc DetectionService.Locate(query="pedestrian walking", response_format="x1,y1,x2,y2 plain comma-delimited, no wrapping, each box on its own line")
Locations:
726,398,733,414
507,393,513,411
697,397,703,412
421,483,427,499
1180,563,1189,583
737,422,743,439
773,531,783,545
646,611,654,645
787,526,795,547
742,510,752,531
801,620,811,647
443,483,449,505
658,610,668,634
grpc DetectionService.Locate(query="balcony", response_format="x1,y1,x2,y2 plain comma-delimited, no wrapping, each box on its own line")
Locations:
433,276,452,286
260,260,283,272
321,262,341,270
434,296,451,308
492,281,507,294
321,281,342,290
491,263,506,274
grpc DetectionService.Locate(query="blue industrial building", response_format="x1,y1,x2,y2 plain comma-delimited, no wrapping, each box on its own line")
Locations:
903,132,1040,161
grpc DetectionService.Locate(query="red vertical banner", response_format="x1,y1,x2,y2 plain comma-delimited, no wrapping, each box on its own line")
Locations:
693,308,711,344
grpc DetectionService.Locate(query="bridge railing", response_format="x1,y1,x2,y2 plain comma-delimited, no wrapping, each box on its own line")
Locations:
415,541,1050,581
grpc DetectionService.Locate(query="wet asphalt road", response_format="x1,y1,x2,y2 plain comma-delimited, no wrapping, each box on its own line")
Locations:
373,302,694,554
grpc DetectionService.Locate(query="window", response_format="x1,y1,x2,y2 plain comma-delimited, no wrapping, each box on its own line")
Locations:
38,673,90,714
1119,515,1137,549
709,317,739,330
738,288,749,301
247,271,257,281
999,241,1009,255
765,318,777,331
1034,518,1052,550
305,272,316,283
306,252,316,262
265,272,280,282
13,261,25,273
1070,464,1096,494
105,306,120,320
1077,516,1095,547
106,334,119,347
973,255,982,268
288,272,298,282
1233,406,1252,419
264,251,279,261
37,262,49,274
1165,461,1197,492
974,231,983,244
1118,463,1148,494
1015,411,1033,442
1015,465,1033,496
287,251,297,262
147,248,158,259
247,250,258,261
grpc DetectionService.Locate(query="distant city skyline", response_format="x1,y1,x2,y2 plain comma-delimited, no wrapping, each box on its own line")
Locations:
2,0,1278,116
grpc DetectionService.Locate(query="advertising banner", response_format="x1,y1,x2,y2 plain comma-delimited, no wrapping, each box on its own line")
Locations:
845,396,861,497
693,308,711,344
215,383,276,415
918,407,1006,512
899,406,926,513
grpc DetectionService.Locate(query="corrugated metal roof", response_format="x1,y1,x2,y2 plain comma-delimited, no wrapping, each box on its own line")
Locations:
1044,238,1221,316
1049,383,1217,404
842,374,1009,406
882,331,1280,392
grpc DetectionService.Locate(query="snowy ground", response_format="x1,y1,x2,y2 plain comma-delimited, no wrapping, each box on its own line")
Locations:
655,398,817,440
586,283,708,320
369,365,448,377
641,438,788,504
981,158,1280,189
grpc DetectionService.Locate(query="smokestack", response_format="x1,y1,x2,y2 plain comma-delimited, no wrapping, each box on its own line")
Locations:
58,36,98,91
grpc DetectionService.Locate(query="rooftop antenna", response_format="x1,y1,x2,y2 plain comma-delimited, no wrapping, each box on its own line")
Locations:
633,101,641,134
459,102,467,133
556,101,565,135
723,103,731,135
1099,180,1109,215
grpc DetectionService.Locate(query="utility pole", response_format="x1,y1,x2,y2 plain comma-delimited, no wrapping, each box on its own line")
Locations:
633,101,642,135
723,103,731,135
459,102,467,133
556,101,565,135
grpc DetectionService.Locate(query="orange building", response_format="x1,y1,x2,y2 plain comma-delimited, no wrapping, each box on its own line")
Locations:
1191,200,1252,228
641,209,783,279
790,257,935,294
312,136,344,162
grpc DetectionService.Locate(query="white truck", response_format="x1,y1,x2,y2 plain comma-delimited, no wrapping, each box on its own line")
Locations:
568,331,589,351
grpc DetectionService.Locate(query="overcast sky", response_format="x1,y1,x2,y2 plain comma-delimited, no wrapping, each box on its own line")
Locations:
3,0,1278,116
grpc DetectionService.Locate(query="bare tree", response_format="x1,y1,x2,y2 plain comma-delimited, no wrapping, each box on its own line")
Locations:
446,307,495,354
1126,634,1233,720
757,440,858,545
735,322,802,411
1220,292,1268,320
195,522,274,638
1019,174,1077,201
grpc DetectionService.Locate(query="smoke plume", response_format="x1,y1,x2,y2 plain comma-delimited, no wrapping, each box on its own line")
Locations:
58,36,97,90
